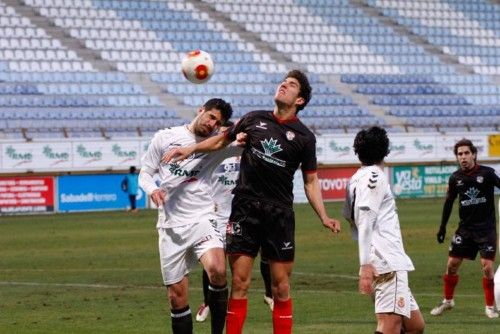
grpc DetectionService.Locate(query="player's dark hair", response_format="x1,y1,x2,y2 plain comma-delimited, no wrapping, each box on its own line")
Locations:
203,98,233,124
129,166,136,173
453,138,477,156
285,70,311,112
224,120,234,127
353,126,390,166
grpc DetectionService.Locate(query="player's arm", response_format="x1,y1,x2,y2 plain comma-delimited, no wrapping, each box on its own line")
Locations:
354,172,384,294
357,207,377,295
303,171,341,234
437,175,458,243
162,131,231,164
139,134,167,207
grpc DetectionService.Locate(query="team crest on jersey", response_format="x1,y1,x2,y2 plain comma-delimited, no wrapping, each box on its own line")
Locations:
476,176,483,183
286,131,295,141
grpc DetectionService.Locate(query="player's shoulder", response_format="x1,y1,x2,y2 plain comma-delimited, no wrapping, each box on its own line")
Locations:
478,165,495,174
360,165,385,189
242,110,271,120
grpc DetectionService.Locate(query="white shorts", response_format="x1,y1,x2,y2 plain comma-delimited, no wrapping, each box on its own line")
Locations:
211,216,228,246
158,220,224,286
373,271,419,318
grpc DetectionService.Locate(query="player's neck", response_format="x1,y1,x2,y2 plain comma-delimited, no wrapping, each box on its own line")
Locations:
273,107,297,122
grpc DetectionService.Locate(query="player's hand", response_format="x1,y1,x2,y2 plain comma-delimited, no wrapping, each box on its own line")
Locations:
236,132,247,147
359,264,377,295
437,225,446,243
322,217,341,234
161,146,195,164
151,189,167,207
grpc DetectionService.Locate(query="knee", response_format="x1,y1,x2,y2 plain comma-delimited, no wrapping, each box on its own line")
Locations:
205,264,227,286
168,288,187,309
231,273,251,297
272,280,290,300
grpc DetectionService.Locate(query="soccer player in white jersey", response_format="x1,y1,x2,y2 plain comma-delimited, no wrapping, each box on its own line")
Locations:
343,126,425,334
139,98,238,334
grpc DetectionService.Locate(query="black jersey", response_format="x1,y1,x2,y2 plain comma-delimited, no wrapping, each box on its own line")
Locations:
226,110,317,207
447,165,500,231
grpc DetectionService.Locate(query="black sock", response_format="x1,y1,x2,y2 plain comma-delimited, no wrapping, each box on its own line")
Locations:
374,331,383,334
171,305,192,334
260,258,272,297
207,283,228,334
202,269,210,304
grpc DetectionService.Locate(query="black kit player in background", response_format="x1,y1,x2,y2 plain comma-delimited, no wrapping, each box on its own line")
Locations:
163,69,341,334
431,139,500,318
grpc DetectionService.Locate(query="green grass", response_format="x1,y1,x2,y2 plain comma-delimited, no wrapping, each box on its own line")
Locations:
1,199,499,333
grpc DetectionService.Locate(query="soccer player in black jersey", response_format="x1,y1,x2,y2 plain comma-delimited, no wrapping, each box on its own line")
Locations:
430,139,500,318
163,70,341,334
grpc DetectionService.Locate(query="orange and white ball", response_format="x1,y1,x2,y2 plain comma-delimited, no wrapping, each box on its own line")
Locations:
181,50,214,84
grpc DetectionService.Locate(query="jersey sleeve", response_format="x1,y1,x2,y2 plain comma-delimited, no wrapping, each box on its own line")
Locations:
356,170,385,214
300,135,317,173
226,113,251,142
445,173,458,200
140,131,164,174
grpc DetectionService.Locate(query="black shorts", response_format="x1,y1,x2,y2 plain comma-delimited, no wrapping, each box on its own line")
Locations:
225,196,295,262
448,227,497,261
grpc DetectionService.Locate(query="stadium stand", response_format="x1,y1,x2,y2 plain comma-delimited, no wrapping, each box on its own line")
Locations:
0,0,498,140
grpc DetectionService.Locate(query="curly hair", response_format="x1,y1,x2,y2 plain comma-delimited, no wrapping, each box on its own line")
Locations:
285,69,311,111
353,126,390,165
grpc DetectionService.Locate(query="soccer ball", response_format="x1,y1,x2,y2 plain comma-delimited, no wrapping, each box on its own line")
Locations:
181,50,214,84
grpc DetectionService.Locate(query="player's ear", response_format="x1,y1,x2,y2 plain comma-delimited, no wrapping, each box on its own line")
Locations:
197,107,205,115
295,97,305,108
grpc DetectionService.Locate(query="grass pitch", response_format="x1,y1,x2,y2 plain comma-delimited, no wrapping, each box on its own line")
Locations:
1,198,499,333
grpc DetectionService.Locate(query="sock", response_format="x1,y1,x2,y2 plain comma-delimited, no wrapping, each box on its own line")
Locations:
482,277,495,306
443,274,459,300
226,298,247,334
260,259,272,298
374,332,383,334
171,305,192,334
207,283,228,334
273,298,293,334
202,269,209,305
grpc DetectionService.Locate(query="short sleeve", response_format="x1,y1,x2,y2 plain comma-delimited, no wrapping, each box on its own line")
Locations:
356,171,385,213
140,132,164,172
226,114,251,142
300,136,317,173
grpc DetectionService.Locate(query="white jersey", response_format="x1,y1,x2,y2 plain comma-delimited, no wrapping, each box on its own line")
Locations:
211,155,241,220
141,125,239,228
343,165,414,274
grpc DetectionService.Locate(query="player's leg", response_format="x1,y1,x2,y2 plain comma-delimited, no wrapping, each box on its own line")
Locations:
199,247,228,333
168,277,193,334
270,261,294,334
260,254,274,310
430,256,462,315
195,269,210,322
226,254,255,334
402,293,425,334
480,257,498,318
376,313,403,334
158,227,196,333
431,230,471,316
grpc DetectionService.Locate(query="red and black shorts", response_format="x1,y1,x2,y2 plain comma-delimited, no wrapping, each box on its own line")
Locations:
225,196,295,262
449,227,497,261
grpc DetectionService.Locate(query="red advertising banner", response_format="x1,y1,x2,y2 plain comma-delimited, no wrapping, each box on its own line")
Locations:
0,176,54,213
317,167,358,201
